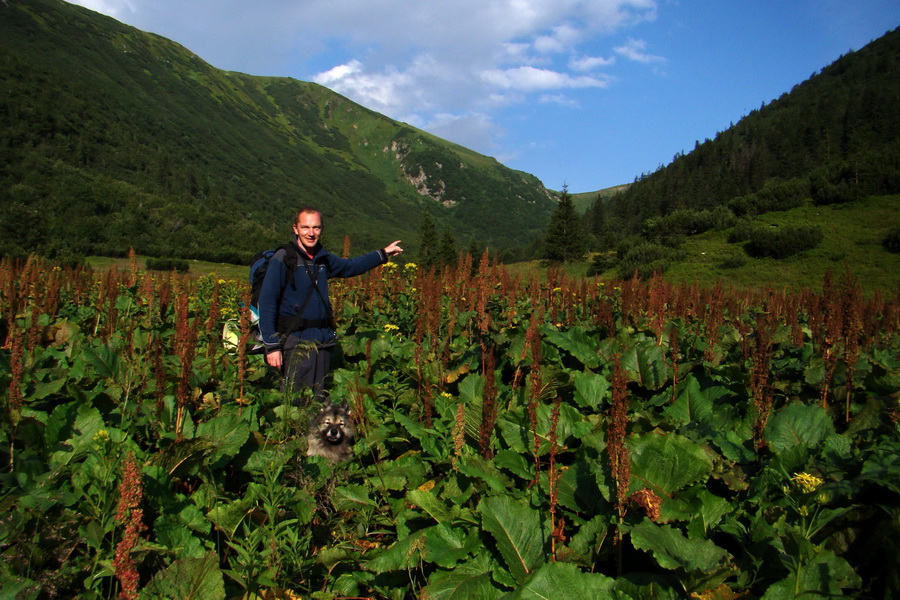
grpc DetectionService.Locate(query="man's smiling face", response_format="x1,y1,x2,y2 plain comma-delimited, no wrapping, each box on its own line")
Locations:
293,210,323,254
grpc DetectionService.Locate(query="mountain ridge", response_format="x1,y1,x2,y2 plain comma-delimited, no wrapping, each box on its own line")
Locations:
0,0,556,263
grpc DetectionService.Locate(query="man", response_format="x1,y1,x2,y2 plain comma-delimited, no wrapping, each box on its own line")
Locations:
257,207,402,402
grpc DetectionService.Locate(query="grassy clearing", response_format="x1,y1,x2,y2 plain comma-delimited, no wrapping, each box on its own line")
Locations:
666,195,900,292
86,255,247,281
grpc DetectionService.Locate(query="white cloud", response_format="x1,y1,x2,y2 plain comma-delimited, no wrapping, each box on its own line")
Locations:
569,54,616,71
539,93,580,107
533,23,582,54
68,0,135,19
613,37,665,63
313,60,415,114
480,66,609,91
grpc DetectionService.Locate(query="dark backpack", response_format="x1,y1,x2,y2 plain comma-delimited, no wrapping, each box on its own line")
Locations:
249,243,299,308
247,243,300,353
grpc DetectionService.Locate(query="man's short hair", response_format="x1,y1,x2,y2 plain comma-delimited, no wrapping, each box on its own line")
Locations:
295,206,322,226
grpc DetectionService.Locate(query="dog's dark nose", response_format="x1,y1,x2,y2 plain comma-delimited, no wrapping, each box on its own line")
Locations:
325,426,344,444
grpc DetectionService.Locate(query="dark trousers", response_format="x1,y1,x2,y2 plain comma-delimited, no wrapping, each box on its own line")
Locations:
282,342,332,404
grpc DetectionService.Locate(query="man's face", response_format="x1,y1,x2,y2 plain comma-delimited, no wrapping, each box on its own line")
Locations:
293,211,323,253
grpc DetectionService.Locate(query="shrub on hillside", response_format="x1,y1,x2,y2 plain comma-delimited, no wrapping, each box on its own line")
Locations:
883,227,900,253
727,219,758,244
616,242,684,279
146,258,190,272
728,178,809,216
811,178,864,205
587,251,618,276
642,206,736,242
745,225,824,259
719,252,747,269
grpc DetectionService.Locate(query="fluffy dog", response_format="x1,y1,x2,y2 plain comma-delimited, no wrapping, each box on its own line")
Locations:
306,400,355,462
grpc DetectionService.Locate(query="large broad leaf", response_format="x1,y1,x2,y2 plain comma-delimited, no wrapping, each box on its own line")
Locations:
368,523,475,573
760,549,860,600
765,403,835,454
422,570,503,600
497,405,552,455
424,524,479,568
150,438,215,478
663,375,713,426
366,532,425,573
629,432,712,498
332,484,377,511
394,411,444,459
206,495,256,537
154,523,208,559
195,407,251,467
49,404,105,468
458,455,514,493
30,376,66,401
494,449,532,480
618,342,671,390
143,551,225,600
408,488,454,524
573,371,610,410
458,373,486,442
567,515,610,565
503,561,618,599
552,458,608,515
543,326,603,369
477,495,545,584
629,520,730,573
82,344,120,379
860,435,900,493
44,401,78,447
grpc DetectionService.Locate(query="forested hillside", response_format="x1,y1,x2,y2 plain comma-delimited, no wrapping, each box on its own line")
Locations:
0,0,555,264
566,27,900,282
603,27,900,232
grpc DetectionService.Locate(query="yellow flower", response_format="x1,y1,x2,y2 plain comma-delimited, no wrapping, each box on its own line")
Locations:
404,262,418,271
383,323,400,332
791,472,825,494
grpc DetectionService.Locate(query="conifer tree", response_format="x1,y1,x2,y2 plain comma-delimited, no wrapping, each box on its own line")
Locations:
419,211,439,268
438,227,457,268
544,184,587,262
585,192,614,249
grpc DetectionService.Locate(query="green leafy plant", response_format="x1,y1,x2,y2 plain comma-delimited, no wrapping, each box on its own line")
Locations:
1,256,897,599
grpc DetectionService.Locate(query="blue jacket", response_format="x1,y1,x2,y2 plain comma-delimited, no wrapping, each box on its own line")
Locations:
258,241,387,352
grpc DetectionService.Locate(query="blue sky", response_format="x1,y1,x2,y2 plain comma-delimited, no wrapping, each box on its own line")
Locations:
68,0,899,193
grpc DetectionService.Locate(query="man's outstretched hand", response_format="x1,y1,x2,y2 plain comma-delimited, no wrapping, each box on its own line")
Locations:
384,241,403,257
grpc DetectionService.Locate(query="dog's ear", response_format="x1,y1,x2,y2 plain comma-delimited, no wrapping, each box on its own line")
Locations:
339,400,352,415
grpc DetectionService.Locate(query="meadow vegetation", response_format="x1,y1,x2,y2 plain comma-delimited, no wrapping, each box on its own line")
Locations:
2,253,898,598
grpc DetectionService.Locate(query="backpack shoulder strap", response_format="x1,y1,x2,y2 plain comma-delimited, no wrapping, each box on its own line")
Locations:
280,242,301,272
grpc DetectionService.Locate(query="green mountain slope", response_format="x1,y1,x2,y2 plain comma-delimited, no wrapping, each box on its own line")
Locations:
605,26,900,232
0,0,555,263
564,27,900,290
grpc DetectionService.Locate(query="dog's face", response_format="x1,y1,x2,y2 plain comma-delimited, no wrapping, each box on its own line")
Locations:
307,401,356,462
